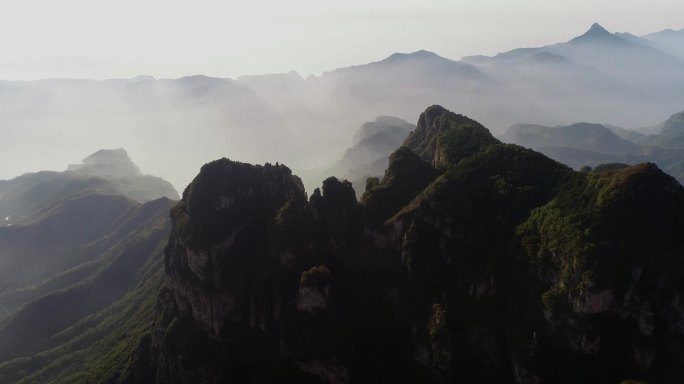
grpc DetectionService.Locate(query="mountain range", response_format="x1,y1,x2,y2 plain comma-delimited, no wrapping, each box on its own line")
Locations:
0,149,176,306
0,23,682,193
307,116,414,195
0,148,177,225
0,149,178,383
1,21,684,383
2,106,684,383
502,110,684,184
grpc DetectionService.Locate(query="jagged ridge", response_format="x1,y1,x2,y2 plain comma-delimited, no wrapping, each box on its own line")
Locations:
117,106,684,384
8,106,684,384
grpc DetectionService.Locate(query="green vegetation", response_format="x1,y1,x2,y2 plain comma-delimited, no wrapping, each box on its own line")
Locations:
503,110,684,187
4,256,165,384
361,146,440,227
0,197,173,383
6,106,684,383
520,162,684,304
403,105,499,168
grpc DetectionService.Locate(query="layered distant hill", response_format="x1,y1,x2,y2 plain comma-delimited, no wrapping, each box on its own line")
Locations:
307,116,414,194
0,148,177,225
461,23,684,128
502,110,684,184
1,23,682,192
0,150,176,383
0,148,176,291
618,27,684,59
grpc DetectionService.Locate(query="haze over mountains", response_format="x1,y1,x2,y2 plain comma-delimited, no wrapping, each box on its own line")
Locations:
0,148,177,225
619,27,684,59
310,116,414,194
2,0,684,379
503,110,684,185
0,149,176,383
1,23,683,193
3,106,684,383
0,149,176,292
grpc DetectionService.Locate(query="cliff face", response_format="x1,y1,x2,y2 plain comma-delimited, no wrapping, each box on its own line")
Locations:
128,106,684,384
156,159,314,382
403,105,499,168
165,159,306,336
514,163,684,383
131,159,420,383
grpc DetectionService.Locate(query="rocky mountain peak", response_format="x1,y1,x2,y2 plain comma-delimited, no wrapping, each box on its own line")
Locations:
588,22,609,35
404,105,499,167
68,148,141,178
35,106,684,384
570,22,625,45
174,158,305,250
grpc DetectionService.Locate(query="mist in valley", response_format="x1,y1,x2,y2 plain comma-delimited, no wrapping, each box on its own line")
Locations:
2,2,684,382
2,23,684,195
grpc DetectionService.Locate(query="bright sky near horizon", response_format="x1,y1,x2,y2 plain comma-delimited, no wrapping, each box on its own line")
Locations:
1,0,683,80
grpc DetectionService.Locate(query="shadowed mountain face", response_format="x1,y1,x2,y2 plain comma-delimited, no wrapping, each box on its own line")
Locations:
20,105,674,384
0,193,134,292
0,149,178,384
0,197,173,384
0,197,173,359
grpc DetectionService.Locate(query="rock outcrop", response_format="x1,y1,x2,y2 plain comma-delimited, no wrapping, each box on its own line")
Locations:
68,148,142,178
125,106,684,384
0,148,178,225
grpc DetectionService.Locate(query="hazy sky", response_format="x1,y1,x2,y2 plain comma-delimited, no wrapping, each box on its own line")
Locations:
1,0,683,80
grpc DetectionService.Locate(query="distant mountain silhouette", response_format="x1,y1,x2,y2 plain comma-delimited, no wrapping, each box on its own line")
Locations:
502,110,684,184
0,198,172,384
660,110,684,138
67,148,141,177
0,23,683,191
642,28,684,59
0,150,176,381
550,23,684,80
0,149,177,225
308,116,414,195
502,122,641,154
328,50,487,79
466,23,683,85
569,23,625,44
